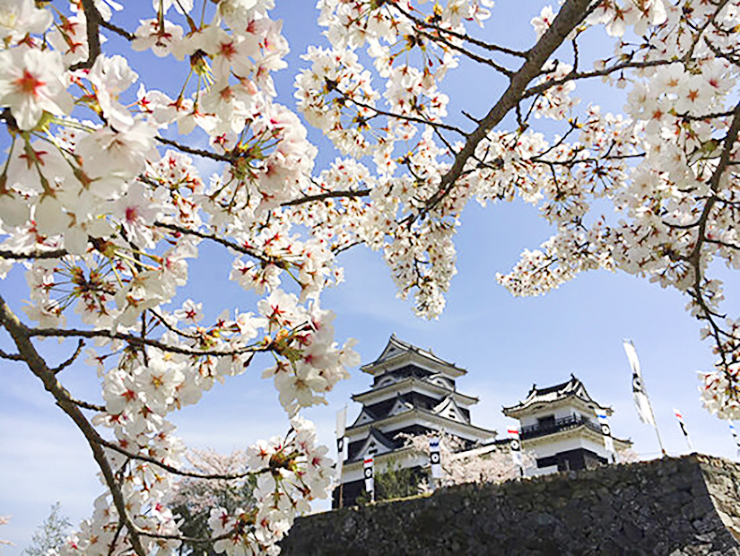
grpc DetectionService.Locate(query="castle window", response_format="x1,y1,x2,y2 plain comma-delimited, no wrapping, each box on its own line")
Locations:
537,415,555,429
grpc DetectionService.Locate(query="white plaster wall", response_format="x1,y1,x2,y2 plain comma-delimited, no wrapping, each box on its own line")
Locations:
524,435,610,461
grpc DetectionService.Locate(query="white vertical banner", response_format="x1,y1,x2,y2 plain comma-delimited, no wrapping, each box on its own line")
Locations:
508,428,523,469
363,456,374,501
623,340,656,426
729,422,740,457
674,408,694,452
336,406,347,478
429,436,442,480
596,411,615,455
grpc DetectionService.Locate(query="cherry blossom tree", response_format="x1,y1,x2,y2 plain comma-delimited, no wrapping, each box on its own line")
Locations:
400,432,535,487
23,503,72,556
169,449,256,555
1,0,740,553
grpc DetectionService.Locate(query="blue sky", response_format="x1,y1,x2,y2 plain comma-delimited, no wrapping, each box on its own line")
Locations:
1,1,739,551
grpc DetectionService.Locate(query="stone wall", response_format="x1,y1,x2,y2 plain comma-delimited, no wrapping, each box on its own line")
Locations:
281,455,740,555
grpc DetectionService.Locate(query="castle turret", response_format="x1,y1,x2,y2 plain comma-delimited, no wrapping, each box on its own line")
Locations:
503,374,631,475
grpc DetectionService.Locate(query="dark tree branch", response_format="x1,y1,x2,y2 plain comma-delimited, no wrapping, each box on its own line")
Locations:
99,20,134,41
155,221,277,264
156,136,233,163
0,248,68,260
70,0,102,71
0,295,147,556
281,189,371,207
0,348,23,361
26,326,265,358
394,4,528,59
98,437,269,481
419,0,598,218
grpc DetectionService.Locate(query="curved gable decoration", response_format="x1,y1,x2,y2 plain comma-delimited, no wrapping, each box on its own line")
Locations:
355,429,395,461
432,396,469,424
377,375,397,388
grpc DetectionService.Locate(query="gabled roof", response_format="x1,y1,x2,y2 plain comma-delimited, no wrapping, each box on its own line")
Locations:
361,335,467,377
502,374,612,418
346,406,496,443
388,395,415,417
350,405,383,428
347,427,398,462
432,396,471,424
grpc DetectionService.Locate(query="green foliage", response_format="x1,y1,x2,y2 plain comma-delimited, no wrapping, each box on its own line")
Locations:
23,502,71,556
356,461,424,505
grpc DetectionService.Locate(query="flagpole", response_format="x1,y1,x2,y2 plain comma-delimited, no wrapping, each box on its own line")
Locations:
650,399,667,457
336,404,347,509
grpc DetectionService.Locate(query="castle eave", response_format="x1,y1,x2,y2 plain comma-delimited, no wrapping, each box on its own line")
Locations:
351,376,479,406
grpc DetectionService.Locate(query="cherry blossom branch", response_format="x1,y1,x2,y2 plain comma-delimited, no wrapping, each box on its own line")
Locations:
72,398,106,412
684,0,731,61
155,136,233,163
682,99,740,375
108,521,125,556
418,0,597,218
149,310,201,340
154,221,280,264
414,28,514,77
0,295,147,556
26,326,265,358
99,437,269,481
393,4,528,59
0,248,68,260
0,348,23,361
99,20,134,41
339,93,467,135
281,188,371,207
71,0,102,71
522,57,677,100
132,527,238,546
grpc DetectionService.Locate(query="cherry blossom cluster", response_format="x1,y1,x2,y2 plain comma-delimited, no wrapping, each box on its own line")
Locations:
400,431,534,488
0,0,359,553
208,417,333,555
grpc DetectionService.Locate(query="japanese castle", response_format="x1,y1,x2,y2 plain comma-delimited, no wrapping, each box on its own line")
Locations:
336,336,630,506
337,335,496,506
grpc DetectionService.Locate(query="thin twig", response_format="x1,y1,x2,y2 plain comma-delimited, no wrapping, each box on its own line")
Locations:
98,437,270,481
50,339,85,375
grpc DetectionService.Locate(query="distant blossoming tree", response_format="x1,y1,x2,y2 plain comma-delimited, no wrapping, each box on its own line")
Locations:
170,449,256,555
401,432,535,487
23,503,72,556
1,0,740,553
